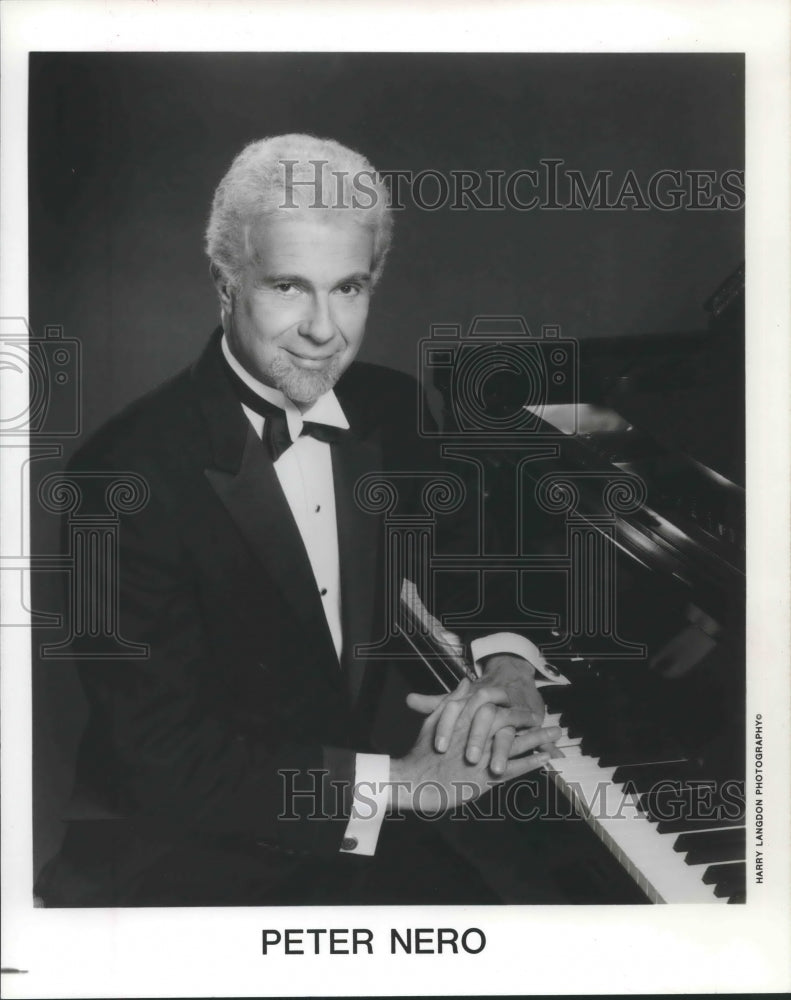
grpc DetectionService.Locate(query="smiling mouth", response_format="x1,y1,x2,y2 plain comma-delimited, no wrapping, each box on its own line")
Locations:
286,351,336,370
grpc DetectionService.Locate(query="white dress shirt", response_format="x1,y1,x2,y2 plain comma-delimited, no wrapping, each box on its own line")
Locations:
222,336,389,854
221,336,547,855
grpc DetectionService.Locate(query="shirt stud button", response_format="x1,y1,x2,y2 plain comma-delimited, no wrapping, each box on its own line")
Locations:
315,504,321,512
341,836,358,851
320,587,328,596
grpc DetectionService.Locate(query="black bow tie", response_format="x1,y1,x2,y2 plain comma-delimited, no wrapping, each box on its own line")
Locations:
223,360,348,461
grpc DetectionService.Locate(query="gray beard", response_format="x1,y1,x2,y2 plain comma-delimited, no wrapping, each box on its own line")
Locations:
269,353,344,406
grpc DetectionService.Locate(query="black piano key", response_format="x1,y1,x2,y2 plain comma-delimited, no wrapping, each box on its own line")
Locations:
644,781,745,826
612,760,691,791
715,880,743,898
683,842,745,866
540,686,574,713
674,827,746,866
598,744,681,768
562,704,606,740
701,861,747,900
639,781,715,823
572,688,684,763
728,891,746,903
578,719,636,757
674,826,745,854
639,786,683,821
702,861,745,886
657,814,745,835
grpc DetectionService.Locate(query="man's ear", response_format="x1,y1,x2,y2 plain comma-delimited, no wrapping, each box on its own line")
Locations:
210,263,233,311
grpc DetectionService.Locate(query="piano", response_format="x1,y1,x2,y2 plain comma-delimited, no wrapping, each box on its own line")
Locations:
426,266,746,904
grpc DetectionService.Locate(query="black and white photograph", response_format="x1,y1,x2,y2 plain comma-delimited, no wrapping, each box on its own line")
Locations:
1,2,789,997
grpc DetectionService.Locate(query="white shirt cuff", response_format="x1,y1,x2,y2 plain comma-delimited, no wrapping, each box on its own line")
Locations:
339,753,390,856
470,632,570,684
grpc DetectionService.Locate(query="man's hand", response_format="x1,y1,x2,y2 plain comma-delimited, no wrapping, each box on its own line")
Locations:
390,683,561,814
406,653,563,774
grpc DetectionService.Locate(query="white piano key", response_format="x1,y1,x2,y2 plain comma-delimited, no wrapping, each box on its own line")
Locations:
546,758,724,903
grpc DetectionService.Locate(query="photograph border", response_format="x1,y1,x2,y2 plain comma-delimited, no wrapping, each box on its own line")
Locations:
1,2,789,997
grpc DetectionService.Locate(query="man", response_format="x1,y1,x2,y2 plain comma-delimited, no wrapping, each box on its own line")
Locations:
36,134,560,906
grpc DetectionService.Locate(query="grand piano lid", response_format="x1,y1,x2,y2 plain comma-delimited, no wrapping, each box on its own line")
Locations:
524,400,745,605
528,402,743,493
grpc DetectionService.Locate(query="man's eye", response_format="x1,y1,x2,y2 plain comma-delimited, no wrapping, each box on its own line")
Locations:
337,283,360,296
274,282,297,294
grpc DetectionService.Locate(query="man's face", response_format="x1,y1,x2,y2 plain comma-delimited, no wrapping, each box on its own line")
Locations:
221,214,374,407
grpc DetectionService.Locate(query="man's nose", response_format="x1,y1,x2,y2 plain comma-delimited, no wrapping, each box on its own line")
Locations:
298,295,336,343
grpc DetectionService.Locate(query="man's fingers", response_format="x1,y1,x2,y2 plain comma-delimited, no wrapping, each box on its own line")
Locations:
407,678,474,749
410,678,549,757
407,677,471,722
510,725,561,758
502,706,545,731
489,725,516,776
501,750,552,782
465,703,545,764
450,683,510,758
405,691,445,716
434,696,468,752
465,685,511,715
463,702,498,763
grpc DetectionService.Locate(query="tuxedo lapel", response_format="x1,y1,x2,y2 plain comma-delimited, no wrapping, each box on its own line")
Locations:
193,332,337,659
191,331,392,699
332,428,383,694
204,430,336,649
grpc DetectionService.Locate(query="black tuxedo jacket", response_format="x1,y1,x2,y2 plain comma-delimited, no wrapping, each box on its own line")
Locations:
38,330,480,906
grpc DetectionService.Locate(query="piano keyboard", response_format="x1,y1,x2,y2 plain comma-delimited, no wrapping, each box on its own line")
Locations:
541,689,746,904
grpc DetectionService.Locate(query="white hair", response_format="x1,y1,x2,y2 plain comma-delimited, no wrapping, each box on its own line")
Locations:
205,133,393,290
